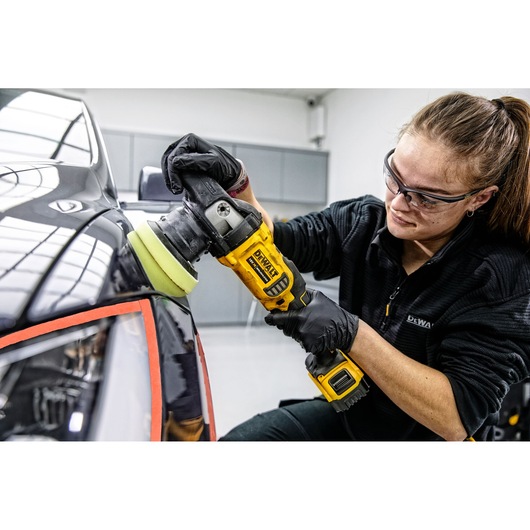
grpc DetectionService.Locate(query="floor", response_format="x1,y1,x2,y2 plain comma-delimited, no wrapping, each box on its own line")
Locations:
197,323,318,439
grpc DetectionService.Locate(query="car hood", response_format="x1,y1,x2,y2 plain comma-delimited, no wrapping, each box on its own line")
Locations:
0,161,127,333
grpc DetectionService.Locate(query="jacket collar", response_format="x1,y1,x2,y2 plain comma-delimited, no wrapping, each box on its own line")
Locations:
372,216,477,266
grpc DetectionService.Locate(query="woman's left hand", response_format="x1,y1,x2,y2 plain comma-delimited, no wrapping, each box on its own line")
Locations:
265,289,359,355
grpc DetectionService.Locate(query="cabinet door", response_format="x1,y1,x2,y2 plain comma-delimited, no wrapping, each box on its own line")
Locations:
101,130,132,191
234,145,283,201
188,254,244,325
283,150,328,204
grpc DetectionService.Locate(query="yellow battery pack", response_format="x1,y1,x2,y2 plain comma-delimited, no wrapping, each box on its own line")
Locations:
306,350,370,412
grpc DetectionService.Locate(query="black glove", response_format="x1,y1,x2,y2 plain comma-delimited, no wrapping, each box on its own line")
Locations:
264,289,359,356
161,133,243,194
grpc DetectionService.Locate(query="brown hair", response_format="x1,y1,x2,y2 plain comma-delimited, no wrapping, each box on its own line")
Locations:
401,92,530,245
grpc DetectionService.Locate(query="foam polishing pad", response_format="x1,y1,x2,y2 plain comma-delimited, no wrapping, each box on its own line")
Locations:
127,221,198,296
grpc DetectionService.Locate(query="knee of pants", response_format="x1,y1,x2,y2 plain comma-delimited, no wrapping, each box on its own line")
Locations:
218,408,309,441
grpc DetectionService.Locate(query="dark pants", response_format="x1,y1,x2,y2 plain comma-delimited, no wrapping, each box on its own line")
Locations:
218,397,353,441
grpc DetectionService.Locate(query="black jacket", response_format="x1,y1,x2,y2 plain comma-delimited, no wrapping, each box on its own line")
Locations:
273,195,530,440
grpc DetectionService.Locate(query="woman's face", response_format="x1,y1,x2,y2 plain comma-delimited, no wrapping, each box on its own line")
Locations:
385,133,486,252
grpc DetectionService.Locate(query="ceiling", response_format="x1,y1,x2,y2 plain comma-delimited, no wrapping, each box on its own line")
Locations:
63,88,334,103
238,88,334,102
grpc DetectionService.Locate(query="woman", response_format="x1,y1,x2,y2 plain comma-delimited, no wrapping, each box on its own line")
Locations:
162,92,530,441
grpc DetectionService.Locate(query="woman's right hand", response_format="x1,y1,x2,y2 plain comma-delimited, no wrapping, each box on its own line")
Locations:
161,133,246,195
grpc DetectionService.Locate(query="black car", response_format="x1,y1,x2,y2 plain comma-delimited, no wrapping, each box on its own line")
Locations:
0,88,215,441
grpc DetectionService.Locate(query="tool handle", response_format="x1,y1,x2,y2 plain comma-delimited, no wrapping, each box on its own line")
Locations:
283,257,311,310
305,349,344,375
179,173,230,209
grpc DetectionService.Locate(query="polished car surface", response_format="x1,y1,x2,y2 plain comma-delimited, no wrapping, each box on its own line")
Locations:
0,89,215,441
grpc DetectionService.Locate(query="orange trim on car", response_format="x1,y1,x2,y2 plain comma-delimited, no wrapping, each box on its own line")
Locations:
137,299,163,441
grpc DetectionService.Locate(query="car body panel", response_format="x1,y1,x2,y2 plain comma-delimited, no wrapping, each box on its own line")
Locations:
0,89,215,441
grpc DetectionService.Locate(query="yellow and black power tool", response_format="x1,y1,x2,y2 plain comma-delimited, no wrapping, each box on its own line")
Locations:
127,174,369,411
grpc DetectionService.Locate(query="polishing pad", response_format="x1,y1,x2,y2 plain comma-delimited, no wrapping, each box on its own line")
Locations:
127,221,198,297
127,231,187,297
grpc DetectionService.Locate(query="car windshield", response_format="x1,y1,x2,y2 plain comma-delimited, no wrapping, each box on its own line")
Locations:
0,89,92,166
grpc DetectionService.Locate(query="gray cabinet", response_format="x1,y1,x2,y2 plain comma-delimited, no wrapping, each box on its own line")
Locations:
103,129,329,325
234,144,328,204
234,145,283,201
283,150,328,204
102,129,328,206
187,253,266,326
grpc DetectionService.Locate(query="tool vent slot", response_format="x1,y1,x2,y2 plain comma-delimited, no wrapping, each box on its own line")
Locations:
329,370,356,395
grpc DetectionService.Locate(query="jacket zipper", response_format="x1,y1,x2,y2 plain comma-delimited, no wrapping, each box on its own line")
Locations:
385,286,400,317
381,260,433,331
382,281,405,331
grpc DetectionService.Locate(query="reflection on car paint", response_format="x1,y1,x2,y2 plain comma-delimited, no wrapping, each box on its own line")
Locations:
0,91,91,166
155,299,207,441
0,164,60,212
0,216,76,325
30,233,113,318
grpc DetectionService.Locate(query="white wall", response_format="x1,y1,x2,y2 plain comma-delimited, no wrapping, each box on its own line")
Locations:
68,88,313,149
322,88,530,203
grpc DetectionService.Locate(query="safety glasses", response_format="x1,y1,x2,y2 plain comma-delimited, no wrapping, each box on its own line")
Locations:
384,149,481,212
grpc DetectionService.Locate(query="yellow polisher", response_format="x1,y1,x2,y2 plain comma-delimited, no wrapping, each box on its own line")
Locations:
126,174,369,412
